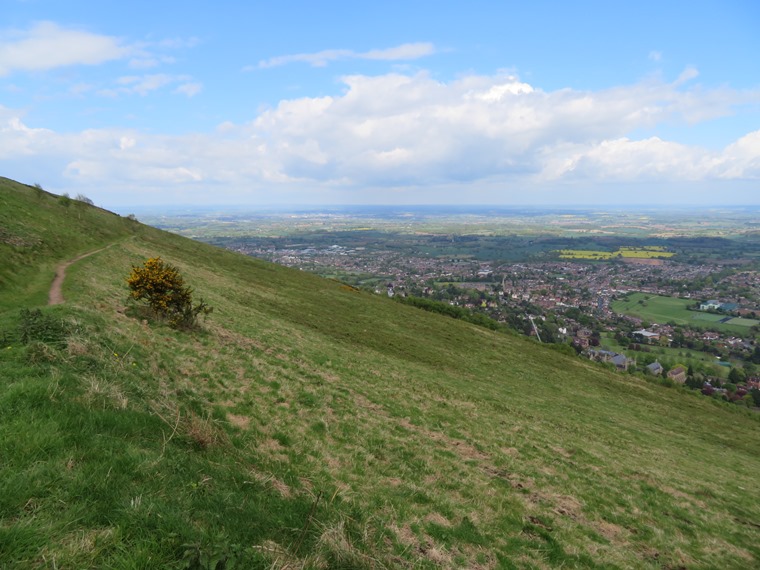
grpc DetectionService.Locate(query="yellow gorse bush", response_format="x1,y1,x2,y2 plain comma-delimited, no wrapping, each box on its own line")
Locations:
126,257,211,329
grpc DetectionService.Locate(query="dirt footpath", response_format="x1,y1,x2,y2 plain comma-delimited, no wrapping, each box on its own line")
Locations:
48,245,114,305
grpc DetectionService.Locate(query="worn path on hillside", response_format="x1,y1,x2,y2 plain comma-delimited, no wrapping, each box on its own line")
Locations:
48,243,117,305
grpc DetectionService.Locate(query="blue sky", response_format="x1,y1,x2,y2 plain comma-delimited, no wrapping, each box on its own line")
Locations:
1,0,759,209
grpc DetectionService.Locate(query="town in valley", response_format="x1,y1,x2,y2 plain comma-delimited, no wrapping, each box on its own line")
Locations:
138,205,760,407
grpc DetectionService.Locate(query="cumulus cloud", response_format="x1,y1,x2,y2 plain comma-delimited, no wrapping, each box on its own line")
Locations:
714,130,760,179
174,82,203,97
0,21,200,85
128,55,176,69
539,137,711,182
97,74,201,97
254,42,435,69
0,70,758,204
674,65,699,85
241,70,759,186
127,37,197,68
0,21,129,76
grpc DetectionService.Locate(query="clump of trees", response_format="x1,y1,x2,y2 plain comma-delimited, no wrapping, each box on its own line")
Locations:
126,257,211,329
75,193,94,206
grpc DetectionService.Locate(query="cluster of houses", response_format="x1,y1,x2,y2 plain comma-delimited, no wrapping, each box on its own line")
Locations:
586,349,633,371
584,349,688,382
584,346,760,411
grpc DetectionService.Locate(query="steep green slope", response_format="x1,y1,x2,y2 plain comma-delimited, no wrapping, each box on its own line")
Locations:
0,177,137,308
1,178,759,569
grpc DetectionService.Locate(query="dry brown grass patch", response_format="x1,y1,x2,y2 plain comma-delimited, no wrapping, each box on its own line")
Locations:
249,469,293,498
227,413,250,430
396,417,489,463
41,528,115,562
549,445,573,459
595,519,626,542
258,438,289,462
551,494,583,520
424,512,451,527
353,393,384,413
661,484,707,509
184,411,227,449
390,523,417,547
65,337,92,357
81,375,129,410
702,537,755,563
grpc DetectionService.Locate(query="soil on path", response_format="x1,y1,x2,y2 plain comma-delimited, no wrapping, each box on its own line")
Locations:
48,244,114,306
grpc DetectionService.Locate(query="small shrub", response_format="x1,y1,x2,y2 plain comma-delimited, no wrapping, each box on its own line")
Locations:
25,341,60,365
126,257,212,329
18,308,70,345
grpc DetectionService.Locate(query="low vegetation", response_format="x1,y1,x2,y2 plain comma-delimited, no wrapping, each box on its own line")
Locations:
2,177,760,568
127,256,212,329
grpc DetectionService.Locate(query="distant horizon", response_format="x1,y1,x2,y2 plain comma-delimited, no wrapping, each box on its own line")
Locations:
114,202,760,216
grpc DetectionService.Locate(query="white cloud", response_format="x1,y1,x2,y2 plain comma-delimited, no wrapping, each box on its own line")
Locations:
157,37,200,49
537,122,760,186
241,70,759,186
362,43,437,61
714,130,760,179
119,136,136,150
0,21,200,85
255,42,435,69
649,50,662,62
674,66,699,86
539,137,710,182
174,82,203,97
0,21,129,76
97,74,199,97
1,70,759,205
128,55,176,69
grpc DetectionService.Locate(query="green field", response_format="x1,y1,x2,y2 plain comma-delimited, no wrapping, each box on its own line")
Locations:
557,247,675,260
557,249,616,260
2,177,760,568
612,292,759,334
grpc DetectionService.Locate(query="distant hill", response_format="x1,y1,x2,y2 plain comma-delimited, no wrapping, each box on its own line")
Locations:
1,176,759,568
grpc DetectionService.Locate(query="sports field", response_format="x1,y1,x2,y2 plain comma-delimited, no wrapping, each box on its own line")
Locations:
612,292,759,334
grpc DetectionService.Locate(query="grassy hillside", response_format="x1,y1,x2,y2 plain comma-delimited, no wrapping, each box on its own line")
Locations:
0,177,138,309
1,177,760,569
